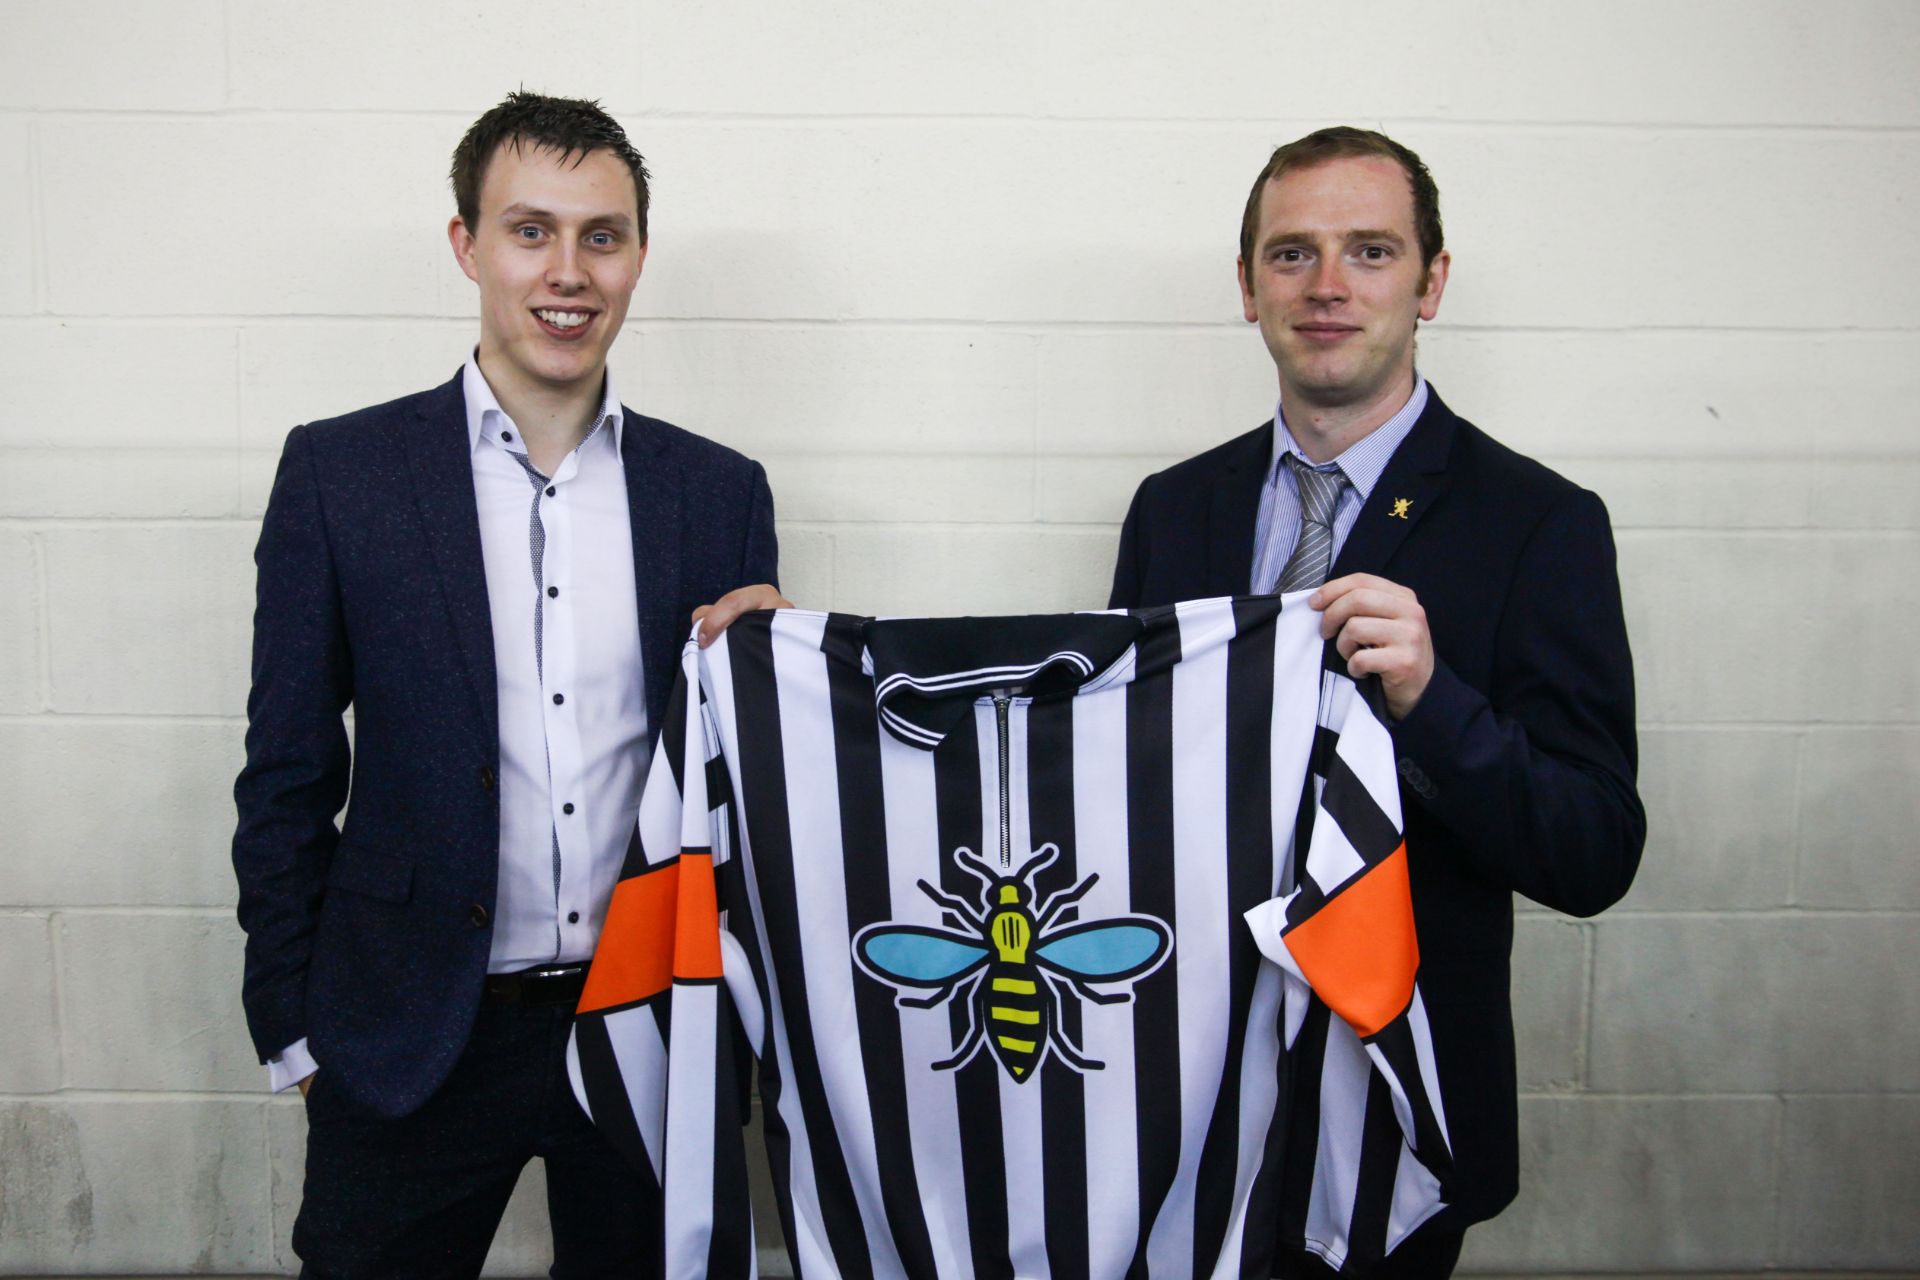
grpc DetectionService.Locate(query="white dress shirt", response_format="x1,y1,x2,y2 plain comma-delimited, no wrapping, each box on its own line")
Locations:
1250,375,1429,594
270,357,649,1092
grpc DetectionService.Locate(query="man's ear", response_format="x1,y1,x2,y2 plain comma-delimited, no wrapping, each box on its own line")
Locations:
1418,248,1451,321
448,215,480,284
1237,256,1258,324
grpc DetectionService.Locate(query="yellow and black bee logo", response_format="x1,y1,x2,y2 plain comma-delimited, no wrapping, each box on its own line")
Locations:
853,843,1173,1082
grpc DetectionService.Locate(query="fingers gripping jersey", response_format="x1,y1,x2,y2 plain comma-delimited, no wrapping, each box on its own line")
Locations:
569,597,1452,1277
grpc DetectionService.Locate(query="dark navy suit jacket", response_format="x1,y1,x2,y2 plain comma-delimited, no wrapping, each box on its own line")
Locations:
233,371,778,1118
1108,386,1643,1229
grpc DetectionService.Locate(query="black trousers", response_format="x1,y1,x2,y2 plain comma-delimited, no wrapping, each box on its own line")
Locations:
293,1000,659,1279
1273,1227,1465,1279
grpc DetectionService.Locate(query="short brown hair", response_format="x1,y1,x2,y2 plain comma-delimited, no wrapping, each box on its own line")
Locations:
450,91,651,240
1238,126,1443,286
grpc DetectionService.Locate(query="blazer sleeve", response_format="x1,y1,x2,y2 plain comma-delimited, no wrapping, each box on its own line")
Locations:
1390,487,1645,917
231,425,354,1061
1107,478,1149,611
741,459,780,591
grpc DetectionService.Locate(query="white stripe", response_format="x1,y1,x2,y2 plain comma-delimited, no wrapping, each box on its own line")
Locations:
880,704,945,747
771,612,905,1276
663,983,720,1280
1070,687,1140,1277
878,728,974,1280
1384,1140,1447,1253
1304,807,1369,899
601,1003,671,1186
1303,1016,1371,1270
1217,605,1324,1275
1328,679,1403,839
635,642,699,869
1406,987,1450,1141
994,701,1051,1280
1212,963,1287,1279
703,628,833,1280
1145,600,1232,1276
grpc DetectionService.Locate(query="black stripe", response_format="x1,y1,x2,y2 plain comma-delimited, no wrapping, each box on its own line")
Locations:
1124,608,1182,1276
1239,1039,1290,1278
822,618,940,1277
573,1008,660,1189
1191,598,1279,1274
1343,1069,1408,1268
1366,1016,1453,1183
727,615,875,1280
707,985,756,1279
1276,998,1332,1258
1319,748,1401,868
1028,693,1090,1280
933,707,1013,1279
661,658,692,797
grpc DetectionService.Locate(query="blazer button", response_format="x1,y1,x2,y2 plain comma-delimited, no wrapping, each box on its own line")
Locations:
469,903,490,928
479,766,496,792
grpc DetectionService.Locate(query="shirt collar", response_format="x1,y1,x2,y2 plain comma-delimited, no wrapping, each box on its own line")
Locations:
462,353,625,458
1269,373,1428,502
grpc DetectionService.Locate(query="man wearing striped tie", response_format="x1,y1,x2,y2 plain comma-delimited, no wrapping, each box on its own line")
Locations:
1108,128,1646,1275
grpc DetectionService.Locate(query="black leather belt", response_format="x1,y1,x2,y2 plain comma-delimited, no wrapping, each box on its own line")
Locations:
482,963,588,1007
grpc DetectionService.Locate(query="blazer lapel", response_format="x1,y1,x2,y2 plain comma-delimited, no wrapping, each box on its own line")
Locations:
403,372,498,750
1330,389,1458,580
622,409,681,719
1207,420,1274,598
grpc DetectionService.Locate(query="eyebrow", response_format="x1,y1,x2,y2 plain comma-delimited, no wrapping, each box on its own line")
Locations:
1262,228,1409,252
497,203,635,231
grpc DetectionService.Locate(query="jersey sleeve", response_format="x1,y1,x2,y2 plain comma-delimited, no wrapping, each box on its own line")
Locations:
568,633,758,1278
1244,669,1454,1270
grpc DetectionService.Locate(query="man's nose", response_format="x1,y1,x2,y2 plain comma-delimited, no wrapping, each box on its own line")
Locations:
546,241,587,292
1306,258,1347,301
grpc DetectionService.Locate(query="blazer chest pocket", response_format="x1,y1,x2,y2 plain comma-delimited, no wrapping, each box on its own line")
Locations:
326,842,415,903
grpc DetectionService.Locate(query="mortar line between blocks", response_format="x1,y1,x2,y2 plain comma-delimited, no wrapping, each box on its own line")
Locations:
25,107,1920,137
46,908,70,1089
27,114,49,314
1787,730,1808,908
31,530,52,712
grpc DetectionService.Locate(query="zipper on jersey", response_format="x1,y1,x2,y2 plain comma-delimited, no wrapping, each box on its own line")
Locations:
992,692,1013,867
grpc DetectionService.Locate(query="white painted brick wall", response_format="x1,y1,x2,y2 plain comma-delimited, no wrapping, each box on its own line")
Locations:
2,0,1915,1271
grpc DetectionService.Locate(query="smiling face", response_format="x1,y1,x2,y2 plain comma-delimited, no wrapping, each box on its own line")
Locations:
1237,154,1448,422
448,140,646,408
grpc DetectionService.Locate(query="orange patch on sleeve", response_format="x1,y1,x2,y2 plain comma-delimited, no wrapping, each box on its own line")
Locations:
673,852,724,981
577,863,680,1014
1283,843,1418,1038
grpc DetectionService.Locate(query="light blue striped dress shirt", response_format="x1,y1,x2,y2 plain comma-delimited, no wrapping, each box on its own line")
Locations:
1250,376,1429,595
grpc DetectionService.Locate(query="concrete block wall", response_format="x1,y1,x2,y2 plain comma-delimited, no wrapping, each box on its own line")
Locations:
2,0,1915,1272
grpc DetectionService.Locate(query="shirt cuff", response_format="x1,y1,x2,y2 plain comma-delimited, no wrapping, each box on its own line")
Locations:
267,1038,318,1094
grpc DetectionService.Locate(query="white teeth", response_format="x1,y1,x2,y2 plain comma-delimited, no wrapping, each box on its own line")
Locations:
537,309,590,329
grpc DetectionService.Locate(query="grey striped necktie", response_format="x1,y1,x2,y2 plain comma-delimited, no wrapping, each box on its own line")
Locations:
1276,453,1349,593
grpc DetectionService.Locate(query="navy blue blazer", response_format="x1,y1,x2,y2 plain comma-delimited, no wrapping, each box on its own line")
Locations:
233,371,778,1118
1108,386,1643,1229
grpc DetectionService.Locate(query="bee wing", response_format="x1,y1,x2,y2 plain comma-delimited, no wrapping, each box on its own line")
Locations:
854,924,990,987
1034,917,1171,982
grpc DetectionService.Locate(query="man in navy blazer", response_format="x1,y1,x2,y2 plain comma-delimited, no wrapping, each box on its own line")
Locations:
1109,129,1644,1276
233,92,784,1275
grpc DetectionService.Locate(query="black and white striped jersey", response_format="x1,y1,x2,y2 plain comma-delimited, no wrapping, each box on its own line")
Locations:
569,596,1452,1277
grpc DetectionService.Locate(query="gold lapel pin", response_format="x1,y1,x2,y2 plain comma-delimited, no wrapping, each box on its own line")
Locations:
1389,498,1413,519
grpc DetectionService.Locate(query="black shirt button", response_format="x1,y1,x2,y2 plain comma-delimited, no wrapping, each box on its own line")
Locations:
468,903,490,928
479,766,496,791
567,911,580,924
562,802,575,815
552,693,564,705
548,586,559,598
501,430,512,442
545,486,556,497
